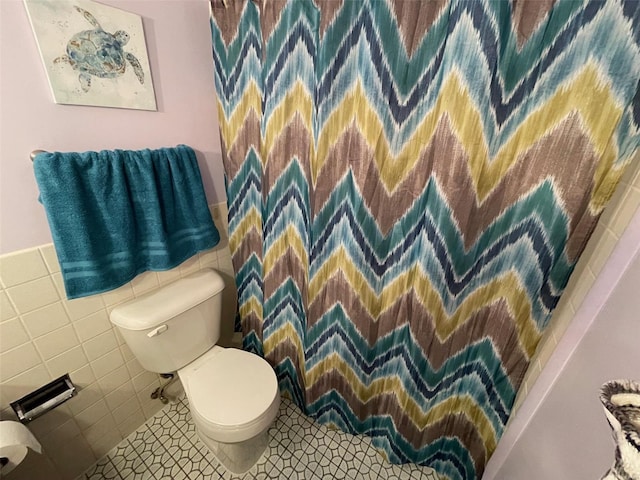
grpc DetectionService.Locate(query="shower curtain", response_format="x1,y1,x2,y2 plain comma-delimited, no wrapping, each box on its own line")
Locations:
210,1,640,479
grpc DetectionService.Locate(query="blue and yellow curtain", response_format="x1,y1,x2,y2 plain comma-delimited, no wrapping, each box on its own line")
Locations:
210,1,640,478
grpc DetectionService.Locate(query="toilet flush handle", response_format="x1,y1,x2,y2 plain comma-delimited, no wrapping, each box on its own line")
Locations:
147,325,168,338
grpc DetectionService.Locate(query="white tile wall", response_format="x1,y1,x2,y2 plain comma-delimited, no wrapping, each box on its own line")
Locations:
0,248,49,287
0,202,236,480
21,302,70,338
512,153,640,413
0,318,30,351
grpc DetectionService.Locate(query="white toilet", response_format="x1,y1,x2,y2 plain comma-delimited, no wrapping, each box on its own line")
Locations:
109,269,280,474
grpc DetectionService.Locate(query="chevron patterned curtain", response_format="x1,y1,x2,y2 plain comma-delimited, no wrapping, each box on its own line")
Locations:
210,1,640,479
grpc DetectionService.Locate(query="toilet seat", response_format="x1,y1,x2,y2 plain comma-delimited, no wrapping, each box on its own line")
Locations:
178,347,280,443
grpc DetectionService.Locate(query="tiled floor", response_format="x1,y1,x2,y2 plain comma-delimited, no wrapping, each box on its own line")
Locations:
80,395,440,480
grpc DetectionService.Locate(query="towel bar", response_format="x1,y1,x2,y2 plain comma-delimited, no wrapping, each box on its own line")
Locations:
30,150,47,161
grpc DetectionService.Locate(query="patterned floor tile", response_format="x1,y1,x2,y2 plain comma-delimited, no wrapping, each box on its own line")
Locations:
254,458,272,476
83,457,122,480
80,395,442,480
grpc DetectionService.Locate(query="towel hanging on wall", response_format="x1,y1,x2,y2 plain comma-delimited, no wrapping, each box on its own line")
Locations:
33,144,220,299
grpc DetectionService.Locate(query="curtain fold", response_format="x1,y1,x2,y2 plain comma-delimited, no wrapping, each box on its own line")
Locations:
210,1,640,478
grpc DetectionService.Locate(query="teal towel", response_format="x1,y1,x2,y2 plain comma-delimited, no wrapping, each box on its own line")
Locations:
33,145,220,299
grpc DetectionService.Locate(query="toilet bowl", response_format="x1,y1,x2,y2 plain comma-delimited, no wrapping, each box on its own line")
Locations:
178,346,280,473
109,269,279,474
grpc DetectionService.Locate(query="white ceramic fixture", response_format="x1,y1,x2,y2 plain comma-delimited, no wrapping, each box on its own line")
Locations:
110,269,280,474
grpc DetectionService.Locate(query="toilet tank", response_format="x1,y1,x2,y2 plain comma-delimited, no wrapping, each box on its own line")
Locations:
109,269,225,373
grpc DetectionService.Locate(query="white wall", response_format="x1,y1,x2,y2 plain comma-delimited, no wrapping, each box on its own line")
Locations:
0,0,225,255
483,206,640,479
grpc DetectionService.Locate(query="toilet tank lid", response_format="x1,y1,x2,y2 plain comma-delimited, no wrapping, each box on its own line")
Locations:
109,269,225,331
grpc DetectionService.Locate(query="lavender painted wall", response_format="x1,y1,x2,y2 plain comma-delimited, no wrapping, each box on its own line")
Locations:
483,207,640,479
0,0,224,255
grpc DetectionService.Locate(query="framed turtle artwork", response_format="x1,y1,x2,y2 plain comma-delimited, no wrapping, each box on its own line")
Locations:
24,0,156,111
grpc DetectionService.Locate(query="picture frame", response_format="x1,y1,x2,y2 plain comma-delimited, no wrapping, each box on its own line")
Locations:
24,0,157,111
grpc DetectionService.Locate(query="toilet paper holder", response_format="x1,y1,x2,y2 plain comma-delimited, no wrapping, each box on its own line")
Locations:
10,374,77,424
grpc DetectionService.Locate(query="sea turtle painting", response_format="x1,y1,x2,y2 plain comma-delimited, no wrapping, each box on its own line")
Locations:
54,6,144,93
